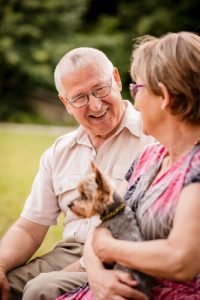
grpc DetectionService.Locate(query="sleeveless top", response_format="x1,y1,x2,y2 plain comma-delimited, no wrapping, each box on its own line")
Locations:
125,142,200,299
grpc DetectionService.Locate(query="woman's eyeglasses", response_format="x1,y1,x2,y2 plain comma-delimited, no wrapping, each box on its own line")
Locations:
129,83,145,100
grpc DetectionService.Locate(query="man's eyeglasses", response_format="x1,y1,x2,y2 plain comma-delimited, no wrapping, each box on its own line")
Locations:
65,78,112,108
129,83,145,100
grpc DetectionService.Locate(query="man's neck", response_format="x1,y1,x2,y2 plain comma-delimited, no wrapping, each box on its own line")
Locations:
89,122,122,151
89,133,113,151
89,103,126,150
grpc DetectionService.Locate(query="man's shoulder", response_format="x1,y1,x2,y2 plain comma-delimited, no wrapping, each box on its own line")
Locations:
48,127,81,155
54,127,79,144
40,128,80,163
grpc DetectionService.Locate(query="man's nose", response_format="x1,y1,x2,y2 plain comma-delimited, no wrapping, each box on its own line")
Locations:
87,94,102,111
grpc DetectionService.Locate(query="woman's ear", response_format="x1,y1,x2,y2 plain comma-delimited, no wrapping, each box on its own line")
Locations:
157,82,170,110
59,95,73,115
113,67,122,92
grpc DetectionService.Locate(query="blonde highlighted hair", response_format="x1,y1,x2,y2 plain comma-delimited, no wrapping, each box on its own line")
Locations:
131,31,200,124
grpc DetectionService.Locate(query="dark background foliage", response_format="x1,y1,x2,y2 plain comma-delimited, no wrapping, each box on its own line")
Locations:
0,0,199,124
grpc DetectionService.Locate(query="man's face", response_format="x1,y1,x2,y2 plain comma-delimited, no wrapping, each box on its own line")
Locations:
59,63,125,140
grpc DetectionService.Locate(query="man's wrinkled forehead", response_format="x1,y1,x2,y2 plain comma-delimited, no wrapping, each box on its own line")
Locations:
62,63,110,87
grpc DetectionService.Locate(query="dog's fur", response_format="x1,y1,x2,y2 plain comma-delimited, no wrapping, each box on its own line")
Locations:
68,162,154,298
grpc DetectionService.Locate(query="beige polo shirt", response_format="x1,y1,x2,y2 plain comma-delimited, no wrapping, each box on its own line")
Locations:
21,100,152,243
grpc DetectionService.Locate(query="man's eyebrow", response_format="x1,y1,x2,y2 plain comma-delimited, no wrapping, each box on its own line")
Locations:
71,92,85,99
92,79,110,89
72,80,109,99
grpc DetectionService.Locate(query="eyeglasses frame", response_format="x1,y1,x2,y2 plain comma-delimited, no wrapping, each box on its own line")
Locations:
64,77,113,109
129,83,145,100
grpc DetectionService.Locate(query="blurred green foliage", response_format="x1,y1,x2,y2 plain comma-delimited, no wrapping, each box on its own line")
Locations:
0,0,200,121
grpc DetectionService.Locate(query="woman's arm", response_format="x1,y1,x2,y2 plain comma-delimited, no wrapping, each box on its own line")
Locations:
93,183,200,281
84,230,148,300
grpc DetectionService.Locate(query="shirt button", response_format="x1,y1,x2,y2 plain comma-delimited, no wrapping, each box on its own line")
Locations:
84,220,88,225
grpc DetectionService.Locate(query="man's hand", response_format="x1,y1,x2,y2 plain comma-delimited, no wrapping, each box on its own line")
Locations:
89,268,148,300
0,266,10,300
60,259,85,272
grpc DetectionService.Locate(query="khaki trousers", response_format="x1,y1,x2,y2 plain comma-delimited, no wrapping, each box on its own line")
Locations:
7,242,87,300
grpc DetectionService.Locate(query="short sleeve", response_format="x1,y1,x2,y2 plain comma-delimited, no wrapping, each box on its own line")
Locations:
21,145,60,225
184,150,200,187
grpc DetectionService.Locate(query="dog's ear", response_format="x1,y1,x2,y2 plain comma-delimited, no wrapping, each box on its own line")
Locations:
91,160,97,173
91,161,111,194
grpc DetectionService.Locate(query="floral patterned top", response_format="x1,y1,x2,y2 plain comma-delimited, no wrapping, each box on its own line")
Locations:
125,142,200,299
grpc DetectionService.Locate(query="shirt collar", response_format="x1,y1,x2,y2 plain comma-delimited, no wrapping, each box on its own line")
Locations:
68,126,91,149
115,100,141,138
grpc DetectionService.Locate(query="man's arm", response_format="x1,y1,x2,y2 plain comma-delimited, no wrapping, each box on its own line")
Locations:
0,217,49,300
0,217,49,273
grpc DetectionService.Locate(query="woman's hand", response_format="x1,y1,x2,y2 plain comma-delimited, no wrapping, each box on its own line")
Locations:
89,268,148,300
90,229,148,299
92,227,117,264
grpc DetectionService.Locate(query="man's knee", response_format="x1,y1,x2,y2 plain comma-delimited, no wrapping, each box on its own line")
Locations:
22,271,88,300
23,273,56,300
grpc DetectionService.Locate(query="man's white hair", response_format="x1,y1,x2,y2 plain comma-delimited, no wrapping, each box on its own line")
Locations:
54,47,114,94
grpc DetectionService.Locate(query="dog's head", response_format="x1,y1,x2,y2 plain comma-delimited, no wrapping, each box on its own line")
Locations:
68,161,114,218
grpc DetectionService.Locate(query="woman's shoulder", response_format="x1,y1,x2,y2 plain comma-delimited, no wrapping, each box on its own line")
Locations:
184,146,200,186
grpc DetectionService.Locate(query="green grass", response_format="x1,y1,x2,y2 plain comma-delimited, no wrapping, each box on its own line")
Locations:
0,130,64,257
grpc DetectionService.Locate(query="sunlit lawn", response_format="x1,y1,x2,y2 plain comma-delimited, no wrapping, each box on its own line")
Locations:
0,129,64,257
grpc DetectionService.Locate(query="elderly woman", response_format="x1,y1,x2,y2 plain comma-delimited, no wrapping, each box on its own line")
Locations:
57,31,200,300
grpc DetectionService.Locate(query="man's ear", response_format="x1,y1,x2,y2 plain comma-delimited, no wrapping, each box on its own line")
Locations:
113,67,122,92
59,95,73,115
157,82,170,110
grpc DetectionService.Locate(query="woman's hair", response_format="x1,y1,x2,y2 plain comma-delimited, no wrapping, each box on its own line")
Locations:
131,31,200,125
54,47,114,94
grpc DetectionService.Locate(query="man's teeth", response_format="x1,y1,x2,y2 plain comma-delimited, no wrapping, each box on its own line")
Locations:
91,110,107,118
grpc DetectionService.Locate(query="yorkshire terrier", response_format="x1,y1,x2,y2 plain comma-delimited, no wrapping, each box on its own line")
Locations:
68,161,154,298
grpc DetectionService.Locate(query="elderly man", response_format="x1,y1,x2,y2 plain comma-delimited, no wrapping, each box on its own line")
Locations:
0,47,151,300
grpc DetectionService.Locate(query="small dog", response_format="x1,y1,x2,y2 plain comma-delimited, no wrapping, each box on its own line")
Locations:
68,161,154,298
